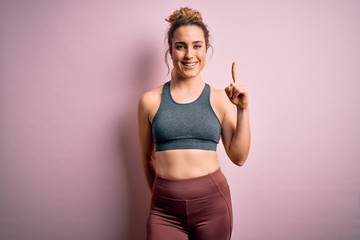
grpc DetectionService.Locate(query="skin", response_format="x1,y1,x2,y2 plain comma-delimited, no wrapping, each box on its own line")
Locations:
137,25,251,190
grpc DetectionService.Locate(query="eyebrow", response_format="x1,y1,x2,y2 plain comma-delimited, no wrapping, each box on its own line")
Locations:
175,41,204,45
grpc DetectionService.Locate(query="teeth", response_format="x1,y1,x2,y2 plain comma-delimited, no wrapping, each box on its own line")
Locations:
184,62,196,66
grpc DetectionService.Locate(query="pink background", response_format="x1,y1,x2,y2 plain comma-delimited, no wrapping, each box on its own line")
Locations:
1,0,359,239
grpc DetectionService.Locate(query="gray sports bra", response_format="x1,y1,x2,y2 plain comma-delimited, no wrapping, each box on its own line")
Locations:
152,81,222,151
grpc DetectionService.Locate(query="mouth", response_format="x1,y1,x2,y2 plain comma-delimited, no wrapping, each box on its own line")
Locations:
182,62,198,68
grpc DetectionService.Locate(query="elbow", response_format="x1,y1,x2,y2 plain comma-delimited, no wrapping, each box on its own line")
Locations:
231,154,248,167
234,159,246,167
235,161,244,167
227,145,251,167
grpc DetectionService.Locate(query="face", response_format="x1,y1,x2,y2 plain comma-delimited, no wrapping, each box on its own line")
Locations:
171,25,207,81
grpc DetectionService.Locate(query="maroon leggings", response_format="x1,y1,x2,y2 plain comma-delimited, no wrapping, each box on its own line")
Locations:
146,168,233,240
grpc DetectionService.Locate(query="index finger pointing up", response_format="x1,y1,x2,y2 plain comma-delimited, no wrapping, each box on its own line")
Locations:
231,61,238,83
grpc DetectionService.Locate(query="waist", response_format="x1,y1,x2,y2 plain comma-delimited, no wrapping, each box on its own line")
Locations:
155,150,219,179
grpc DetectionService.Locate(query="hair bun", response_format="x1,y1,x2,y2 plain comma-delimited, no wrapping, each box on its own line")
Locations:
166,7,203,24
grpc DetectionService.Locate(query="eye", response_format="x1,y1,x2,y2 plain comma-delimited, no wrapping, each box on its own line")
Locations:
194,45,202,49
175,45,185,50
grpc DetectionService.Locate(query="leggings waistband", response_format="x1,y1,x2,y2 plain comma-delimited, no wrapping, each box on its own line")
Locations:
153,168,229,200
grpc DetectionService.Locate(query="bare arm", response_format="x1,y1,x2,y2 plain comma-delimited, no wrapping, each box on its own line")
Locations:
137,92,157,190
221,104,251,166
222,62,251,166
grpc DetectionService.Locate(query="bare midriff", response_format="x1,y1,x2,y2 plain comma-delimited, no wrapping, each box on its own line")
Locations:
155,149,220,179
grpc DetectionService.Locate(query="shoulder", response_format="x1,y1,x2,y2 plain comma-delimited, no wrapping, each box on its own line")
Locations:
209,84,235,122
209,85,232,106
209,85,227,98
138,83,165,120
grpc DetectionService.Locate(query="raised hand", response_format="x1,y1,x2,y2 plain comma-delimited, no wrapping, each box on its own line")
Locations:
225,62,249,109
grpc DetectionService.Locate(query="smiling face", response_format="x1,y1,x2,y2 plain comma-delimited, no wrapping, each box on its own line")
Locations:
171,25,207,81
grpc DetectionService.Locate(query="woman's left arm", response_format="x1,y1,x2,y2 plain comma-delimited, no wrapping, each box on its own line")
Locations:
222,62,251,166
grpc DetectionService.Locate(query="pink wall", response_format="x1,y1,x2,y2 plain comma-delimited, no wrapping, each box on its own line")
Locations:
1,1,359,239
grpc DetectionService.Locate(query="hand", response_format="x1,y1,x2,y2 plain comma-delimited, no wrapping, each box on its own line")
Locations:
225,62,249,109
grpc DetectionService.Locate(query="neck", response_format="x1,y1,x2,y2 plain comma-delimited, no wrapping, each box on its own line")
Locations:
171,74,203,89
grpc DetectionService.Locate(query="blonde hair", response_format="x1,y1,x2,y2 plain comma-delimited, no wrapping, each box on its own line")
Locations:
165,7,211,74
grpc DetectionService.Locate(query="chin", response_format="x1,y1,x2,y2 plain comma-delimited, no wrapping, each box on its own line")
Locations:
179,68,203,79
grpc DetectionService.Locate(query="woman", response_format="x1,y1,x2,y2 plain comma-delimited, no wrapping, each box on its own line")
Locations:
137,7,251,240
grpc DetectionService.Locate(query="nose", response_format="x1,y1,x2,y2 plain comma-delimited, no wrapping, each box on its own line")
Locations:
184,48,194,59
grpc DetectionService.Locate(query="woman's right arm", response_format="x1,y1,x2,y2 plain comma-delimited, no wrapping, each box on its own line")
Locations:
137,92,157,191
